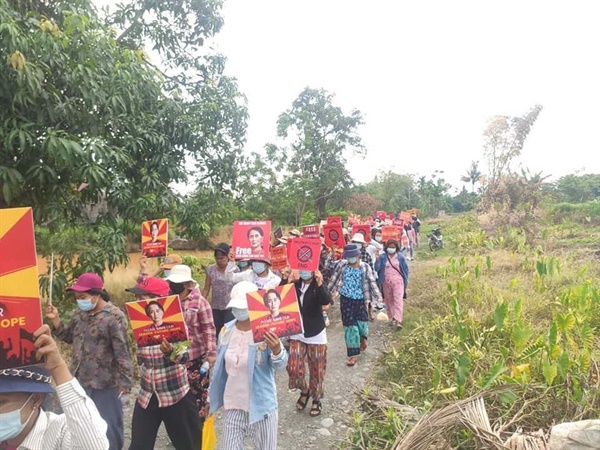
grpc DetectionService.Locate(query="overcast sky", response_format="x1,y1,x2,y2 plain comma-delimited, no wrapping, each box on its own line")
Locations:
100,0,600,192
213,0,600,191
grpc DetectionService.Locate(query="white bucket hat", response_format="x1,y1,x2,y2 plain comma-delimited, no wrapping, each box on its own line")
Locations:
227,281,258,309
351,233,366,245
165,264,196,284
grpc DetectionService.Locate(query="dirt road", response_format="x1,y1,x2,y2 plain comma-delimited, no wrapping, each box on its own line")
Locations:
122,303,389,449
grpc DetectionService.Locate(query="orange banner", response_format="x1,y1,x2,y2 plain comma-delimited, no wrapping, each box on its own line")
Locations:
381,225,400,242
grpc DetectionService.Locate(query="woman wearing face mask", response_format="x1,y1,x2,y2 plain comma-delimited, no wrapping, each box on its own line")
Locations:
374,239,409,329
0,325,109,449
202,243,239,334
325,245,382,367
281,269,331,417
226,257,282,290
210,281,288,449
45,273,132,450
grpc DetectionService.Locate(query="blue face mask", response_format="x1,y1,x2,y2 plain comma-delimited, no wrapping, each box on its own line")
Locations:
77,297,96,311
299,270,313,280
231,307,249,321
387,247,397,254
238,261,249,269
163,269,171,278
252,262,267,274
0,394,35,442
375,236,382,243
347,257,358,264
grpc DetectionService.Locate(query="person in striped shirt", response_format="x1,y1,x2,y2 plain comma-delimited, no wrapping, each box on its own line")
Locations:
0,325,109,450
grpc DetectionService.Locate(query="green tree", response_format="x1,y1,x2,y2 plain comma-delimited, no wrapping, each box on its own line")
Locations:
364,171,416,212
461,160,482,193
266,87,365,221
552,173,600,203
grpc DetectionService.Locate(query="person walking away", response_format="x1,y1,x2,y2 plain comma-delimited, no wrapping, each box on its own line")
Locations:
282,269,331,417
0,325,110,449
124,277,202,450
351,233,377,319
209,281,288,449
411,214,421,246
375,239,409,329
325,244,382,366
46,273,132,450
404,223,416,261
202,243,239,334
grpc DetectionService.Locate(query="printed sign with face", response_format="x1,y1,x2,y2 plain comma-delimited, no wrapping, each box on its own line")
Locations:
323,223,344,248
247,284,303,343
352,224,371,243
287,238,321,271
302,225,320,239
125,295,188,347
142,219,168,258
232,221,272,261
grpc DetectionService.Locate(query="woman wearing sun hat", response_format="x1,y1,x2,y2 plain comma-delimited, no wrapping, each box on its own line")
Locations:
325,244,382,366
45,273,132,450
209,281,288,449
0,325,109,449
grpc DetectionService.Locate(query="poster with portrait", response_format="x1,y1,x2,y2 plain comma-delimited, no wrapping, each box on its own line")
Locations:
381,225,400,242
232,220,271,261
352,224,371,243
376,211,387,221
0,207,44,370
141,219,168,258
247,284,303,343
302,224,320,239
270,246,288,271
125,295,188,347
323,223,344,248
287,237,321,271
400,211,413,223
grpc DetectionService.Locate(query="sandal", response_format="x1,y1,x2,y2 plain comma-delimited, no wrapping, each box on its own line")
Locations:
346,357,358,367
310,400,322,417
360,337,368,352
296,391,310,410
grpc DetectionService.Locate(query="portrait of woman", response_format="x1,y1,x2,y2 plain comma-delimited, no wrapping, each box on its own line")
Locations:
145,301,165,329
247,226,264,255
150,221,160,243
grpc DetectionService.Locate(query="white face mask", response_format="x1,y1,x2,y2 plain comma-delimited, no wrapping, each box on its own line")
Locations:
387,247,397,254
231,307,249,321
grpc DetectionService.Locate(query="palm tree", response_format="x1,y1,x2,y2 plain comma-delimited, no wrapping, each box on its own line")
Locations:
461,161,482,193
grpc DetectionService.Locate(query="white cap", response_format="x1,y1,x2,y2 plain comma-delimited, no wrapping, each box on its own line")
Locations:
165,264,196,284
351,233,366,244
226,281,258,309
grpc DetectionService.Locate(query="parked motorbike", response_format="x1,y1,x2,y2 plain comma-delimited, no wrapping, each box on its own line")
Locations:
428,227,444,251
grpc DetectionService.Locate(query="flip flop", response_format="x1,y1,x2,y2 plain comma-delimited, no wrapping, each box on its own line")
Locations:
346,357,358,367
296,391,310,410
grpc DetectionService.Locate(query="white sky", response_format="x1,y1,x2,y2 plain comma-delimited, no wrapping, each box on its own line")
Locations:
98,0,600,192
214,0,600,191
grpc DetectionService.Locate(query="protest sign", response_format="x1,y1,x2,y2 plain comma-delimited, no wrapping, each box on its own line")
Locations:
381,225,400,242
376,211,387,220
302,224,320,239
273,226,283,240
287,238,321,271
125,295,188,347
142,218,168,258
0,207,43,369
270,246,288,270
232,220,271,261
326,216,342,225
352,224,371,243
400,211,413,223
247,284,303,343
323,223,344,248
393,219,405,230
388,212,396,220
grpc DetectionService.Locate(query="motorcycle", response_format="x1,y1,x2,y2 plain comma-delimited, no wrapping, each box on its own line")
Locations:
428,227,444,251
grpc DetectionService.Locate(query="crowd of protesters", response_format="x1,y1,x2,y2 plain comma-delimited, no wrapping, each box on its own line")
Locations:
1,213,420,450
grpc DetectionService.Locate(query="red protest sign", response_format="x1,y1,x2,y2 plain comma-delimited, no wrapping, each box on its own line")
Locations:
247,284,303,343
376,211,387,220
326,216,342,225
352,224,371,243
381,225,400,242
302,225,320,239
393,219,404,230
323,224,344,248
125,295,188,347
388,212,396,220
142,218,168,258
232,221,271,261
400,211,413,223
287,238,321,271
0,207,44,370
270,246,288,270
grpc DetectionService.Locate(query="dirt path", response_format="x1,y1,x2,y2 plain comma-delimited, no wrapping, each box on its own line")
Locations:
121,300,389,449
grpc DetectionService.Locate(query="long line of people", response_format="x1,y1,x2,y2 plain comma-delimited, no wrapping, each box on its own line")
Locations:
1,221,416,450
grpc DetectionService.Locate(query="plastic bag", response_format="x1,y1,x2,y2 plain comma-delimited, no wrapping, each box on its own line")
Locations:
202,414,217,450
